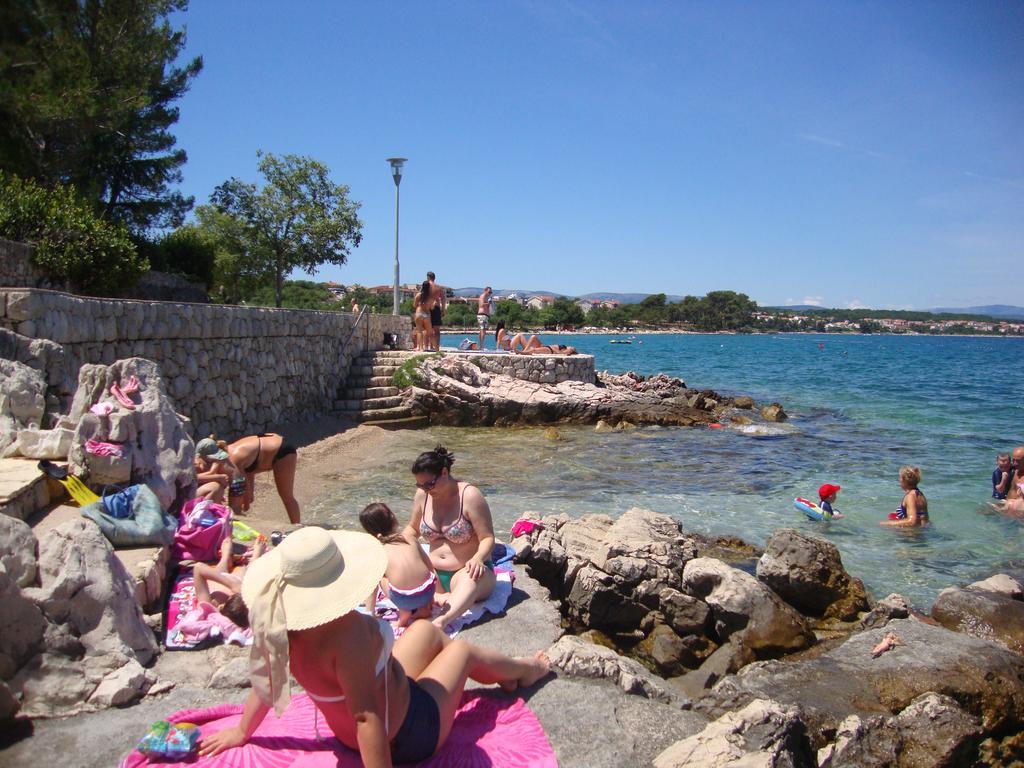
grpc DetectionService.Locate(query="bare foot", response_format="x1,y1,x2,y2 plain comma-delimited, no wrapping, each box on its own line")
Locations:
501,651,551,692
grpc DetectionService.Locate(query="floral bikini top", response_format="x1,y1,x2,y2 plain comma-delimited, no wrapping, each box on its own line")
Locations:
420,483,475,544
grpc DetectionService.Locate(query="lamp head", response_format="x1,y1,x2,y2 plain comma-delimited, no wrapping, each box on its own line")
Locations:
386,157,407,186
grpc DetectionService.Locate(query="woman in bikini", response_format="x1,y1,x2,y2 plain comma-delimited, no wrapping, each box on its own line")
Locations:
225,433,300,524
413,280,434,352
881,465,929,527
404,445,497,629
198,527,549,764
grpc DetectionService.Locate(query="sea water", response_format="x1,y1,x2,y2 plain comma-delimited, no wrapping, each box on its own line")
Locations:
309,333,1024,610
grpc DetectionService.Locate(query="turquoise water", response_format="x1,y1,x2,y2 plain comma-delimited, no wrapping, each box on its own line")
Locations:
310,333,1024,610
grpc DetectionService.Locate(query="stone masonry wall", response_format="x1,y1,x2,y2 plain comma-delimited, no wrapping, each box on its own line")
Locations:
0,240,37,288
459,352,596,384
0,288,410,439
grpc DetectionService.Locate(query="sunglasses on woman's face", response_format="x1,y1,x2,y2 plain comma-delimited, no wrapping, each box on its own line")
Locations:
416,475,440,491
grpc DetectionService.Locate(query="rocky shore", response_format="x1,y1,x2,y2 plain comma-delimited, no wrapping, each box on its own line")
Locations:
405,355,788,428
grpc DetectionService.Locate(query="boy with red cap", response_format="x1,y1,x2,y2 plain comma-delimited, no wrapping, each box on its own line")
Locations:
819,483,841,517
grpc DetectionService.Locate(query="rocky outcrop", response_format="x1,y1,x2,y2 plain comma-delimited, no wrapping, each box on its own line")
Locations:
548,634,677,702
931,585,1024,655
67,358,194,511
654,698,815,768
3,519,158,718
967,573,1024,600
407,357,771,428
858,593,911,630
756,528,869,620
696,619,1024,749
0,515,37,588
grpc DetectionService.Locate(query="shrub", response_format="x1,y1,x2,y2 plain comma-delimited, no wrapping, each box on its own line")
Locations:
392,353,438,388
140,225,217,287
0,172,147,296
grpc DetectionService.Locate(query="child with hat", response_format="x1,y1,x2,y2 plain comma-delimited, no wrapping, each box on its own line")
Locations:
818,483,842,518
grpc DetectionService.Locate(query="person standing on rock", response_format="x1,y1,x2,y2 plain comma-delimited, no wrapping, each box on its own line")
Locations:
224,433,300,524
427,271,446,351
405,445,497,630
477,286,493,349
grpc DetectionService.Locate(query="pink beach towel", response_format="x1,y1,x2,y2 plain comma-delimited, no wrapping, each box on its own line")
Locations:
119,691,556,768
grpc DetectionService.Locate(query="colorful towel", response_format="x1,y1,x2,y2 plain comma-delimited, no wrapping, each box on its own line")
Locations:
119,691,556,768
164,569,250,650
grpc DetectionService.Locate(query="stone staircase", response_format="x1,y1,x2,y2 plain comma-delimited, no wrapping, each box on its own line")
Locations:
335,350,429,430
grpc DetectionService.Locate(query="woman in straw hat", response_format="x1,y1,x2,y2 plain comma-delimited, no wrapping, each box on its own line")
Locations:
198,527,550,765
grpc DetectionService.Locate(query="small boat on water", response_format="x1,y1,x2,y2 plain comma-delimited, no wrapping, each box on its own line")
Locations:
609,339,632,344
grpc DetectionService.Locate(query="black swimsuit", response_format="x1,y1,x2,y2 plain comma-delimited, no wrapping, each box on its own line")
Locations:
244,434,297,472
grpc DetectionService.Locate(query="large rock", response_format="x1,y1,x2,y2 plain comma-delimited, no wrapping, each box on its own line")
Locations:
858,593,911,630
818,693,982,768
967,573,1024,600
0,358,47,456
654,698,815,768
0,570,47,681
683,557,816,657
0,514,37,588
697,619,1024,748
756,529,868,620
67,358,194,510
931,586,1024,655
30,518,157,664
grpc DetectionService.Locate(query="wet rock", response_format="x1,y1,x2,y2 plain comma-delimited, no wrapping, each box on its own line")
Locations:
683,557,815,657
733,396,755,409
669,639,755,701
761,402,788,422
931,586,1024,655
654,698,815,768
756,528,869,620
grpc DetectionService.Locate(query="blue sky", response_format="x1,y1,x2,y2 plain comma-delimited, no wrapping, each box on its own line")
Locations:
170,2,1023,310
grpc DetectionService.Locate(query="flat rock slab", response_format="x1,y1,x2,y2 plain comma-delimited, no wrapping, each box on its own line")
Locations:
0,458,49,521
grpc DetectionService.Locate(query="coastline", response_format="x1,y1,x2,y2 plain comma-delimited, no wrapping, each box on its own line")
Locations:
440,329,1024,339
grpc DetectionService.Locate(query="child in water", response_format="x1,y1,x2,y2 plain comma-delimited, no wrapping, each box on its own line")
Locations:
818,483,842,517
882,466,929,527
993,452,1013,500
359,502,438,627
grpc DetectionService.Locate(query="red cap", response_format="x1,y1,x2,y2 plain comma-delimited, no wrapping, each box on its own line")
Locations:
818,483,841,501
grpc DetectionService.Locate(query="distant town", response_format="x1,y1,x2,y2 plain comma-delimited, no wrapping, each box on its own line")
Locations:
314,281,1024,337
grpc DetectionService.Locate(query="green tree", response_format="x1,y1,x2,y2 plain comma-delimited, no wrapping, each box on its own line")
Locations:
210,152,363,308
444,302,475,328
142,223,217,287
545,296,585,329
191,205,270,304
0,0,202,232
0,171,146,295
493,299,527,328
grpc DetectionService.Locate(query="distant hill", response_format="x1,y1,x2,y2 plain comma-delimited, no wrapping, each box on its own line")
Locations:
931,305,1024,320
452,288,682,304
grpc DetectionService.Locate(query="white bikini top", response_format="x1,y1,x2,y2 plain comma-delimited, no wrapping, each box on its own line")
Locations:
304,617,393,704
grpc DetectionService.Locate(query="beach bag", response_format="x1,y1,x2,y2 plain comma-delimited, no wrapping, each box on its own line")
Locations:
102,484,140,519
79,485,177,547
135,720,200,759
172,498,232,562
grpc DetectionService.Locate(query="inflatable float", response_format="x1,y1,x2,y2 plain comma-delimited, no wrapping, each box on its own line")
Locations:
793,497,843,521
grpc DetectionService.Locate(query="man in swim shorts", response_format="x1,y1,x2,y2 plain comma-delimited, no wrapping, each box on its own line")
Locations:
477,286,493,349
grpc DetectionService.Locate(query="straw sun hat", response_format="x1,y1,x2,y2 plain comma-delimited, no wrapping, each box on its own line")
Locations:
242,526,387,713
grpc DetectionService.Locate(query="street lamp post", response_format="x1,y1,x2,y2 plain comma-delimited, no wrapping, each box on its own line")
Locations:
386,157,407,316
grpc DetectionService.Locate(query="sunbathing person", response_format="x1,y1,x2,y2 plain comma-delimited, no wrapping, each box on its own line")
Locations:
192,536,266,629
197,527,550,764
510,334,576,355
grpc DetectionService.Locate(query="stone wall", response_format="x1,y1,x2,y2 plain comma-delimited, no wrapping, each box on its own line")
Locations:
0,240,37,288
457,352,596,384
0,288,410,438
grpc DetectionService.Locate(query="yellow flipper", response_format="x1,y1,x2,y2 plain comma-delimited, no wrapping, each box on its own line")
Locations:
63,475,101,505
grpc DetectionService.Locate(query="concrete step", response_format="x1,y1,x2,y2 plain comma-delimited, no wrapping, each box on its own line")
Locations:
361,395,404,410
357,405,415,422
365,415,430,431
365,351,420,361
0,458,58,521
370,365,400,377
346,375,394,389
335,399,362,411
365,386,400,398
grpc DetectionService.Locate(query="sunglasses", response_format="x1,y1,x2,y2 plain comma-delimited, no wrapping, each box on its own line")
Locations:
416,475,440,491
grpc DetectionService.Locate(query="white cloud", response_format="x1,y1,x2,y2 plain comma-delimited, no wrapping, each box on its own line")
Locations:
846,299,865,309
802,296,824,306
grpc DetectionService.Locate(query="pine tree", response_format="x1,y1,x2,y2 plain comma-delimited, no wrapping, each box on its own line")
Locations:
0,0,202,232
